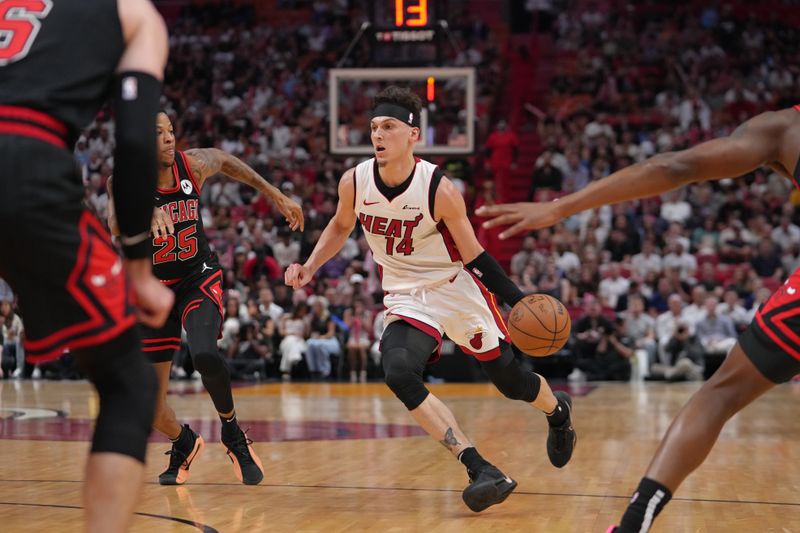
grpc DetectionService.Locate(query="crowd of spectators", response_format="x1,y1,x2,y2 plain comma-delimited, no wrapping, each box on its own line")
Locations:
2,1,800,384
1,1,497,382
497,0,800,382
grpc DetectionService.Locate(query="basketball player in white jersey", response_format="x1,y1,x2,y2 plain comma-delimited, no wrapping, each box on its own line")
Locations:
285,86,576,512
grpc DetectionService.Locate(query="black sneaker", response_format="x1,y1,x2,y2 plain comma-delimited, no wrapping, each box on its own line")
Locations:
461,465,517,512
547,391,576,468
158,427,204,485
221,428,264,485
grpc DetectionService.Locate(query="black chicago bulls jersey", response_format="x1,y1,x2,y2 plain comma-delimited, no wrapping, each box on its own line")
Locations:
0,0,125,145
152,151,212,281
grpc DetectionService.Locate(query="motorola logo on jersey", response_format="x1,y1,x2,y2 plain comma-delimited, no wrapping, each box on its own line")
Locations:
181,179,193,195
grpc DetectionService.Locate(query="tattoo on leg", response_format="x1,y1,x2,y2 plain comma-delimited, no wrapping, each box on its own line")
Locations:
439,427,461,450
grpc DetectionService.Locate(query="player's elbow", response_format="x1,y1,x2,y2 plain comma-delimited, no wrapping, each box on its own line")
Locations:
333,219,355,236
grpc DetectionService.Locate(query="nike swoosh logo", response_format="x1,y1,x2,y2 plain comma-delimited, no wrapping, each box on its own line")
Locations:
363,200,380,206
503,476,514,484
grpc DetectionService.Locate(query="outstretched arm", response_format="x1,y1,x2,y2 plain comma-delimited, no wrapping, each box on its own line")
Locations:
478,109,795,239
184,148,304,231
285,170,357,289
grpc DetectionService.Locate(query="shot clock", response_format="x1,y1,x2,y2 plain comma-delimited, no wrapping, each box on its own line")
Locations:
370,0,441,65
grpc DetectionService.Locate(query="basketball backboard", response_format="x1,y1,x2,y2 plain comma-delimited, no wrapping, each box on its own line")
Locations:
328,67,475,156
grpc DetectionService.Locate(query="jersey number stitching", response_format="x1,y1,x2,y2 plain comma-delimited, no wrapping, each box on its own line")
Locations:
153,225,199,265
0,0,53,66
385,236,415,256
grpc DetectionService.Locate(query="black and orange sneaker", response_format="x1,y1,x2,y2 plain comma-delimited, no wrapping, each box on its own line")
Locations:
462,464,517,512
547,391,576,468
158,426,204,485
221,428,264,485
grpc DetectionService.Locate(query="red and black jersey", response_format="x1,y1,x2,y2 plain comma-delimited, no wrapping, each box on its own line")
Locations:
0,0,124,145
152,151,212,281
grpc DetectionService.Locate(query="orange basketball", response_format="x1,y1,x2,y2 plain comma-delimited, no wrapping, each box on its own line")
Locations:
508,294,571,357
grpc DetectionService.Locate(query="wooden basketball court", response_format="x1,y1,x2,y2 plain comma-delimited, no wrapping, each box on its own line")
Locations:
1,380,799,532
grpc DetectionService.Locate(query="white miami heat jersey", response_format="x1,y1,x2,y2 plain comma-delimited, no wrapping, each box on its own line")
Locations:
354,158,462,292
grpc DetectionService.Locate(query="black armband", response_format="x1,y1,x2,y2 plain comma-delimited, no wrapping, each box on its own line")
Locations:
466,251,525,307
112,71,161,259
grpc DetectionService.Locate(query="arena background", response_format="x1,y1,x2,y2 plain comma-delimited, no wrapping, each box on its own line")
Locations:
2,2,800,531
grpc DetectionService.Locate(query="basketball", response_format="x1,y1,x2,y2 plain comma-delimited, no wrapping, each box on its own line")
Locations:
508,294,571,357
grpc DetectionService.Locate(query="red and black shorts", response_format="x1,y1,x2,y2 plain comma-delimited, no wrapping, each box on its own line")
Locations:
140,257,224,363
739,269,800,383
0,133,137,362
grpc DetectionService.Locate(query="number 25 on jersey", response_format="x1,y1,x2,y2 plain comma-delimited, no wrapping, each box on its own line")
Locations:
153,225,198,265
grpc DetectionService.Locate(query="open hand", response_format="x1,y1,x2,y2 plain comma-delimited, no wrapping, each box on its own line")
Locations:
476,201,564,239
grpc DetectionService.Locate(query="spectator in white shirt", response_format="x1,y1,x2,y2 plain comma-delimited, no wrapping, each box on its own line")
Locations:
678,89,711,131
554,240,581,275
716,289,749,330
208,176,243,207
631,239,663,279
696,296,737,356
599,262,630,310
662,242,698,279
272,227,300,269
623,295,657,378
682,285,708,331
656,294,689,357
660,190,692,224
770,215,800,252
258,287,285,325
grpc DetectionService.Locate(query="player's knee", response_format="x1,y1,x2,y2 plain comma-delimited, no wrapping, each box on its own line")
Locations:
482,345,541,402
192,349,226,376
76,332,157,462
382,347,428,410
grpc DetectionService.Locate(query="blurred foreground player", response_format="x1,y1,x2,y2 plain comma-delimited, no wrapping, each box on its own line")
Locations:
107,112,303,485
479,106,800,531
286,86,576,512
0,0,170,531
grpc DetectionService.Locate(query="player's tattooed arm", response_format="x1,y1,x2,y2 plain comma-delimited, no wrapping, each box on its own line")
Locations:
439,427,461,452
184,148,304,231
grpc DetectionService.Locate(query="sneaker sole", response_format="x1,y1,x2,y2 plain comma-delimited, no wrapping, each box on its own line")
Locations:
222,442,265,485
462,477,518,513
158,435,205,486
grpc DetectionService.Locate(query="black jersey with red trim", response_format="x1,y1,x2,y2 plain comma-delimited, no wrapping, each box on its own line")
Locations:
0,0,124,145
152,151,212,281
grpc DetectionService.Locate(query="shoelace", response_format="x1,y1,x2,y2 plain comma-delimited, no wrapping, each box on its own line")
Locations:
552,421,572,450
225,429,255,465
164,447,189,469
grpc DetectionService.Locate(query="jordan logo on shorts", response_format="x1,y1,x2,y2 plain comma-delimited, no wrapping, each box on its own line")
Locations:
201,262,212,273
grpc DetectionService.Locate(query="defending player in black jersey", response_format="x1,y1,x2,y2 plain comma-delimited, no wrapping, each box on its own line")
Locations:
108,112,303,485
0,0,170,530
479,106,800,532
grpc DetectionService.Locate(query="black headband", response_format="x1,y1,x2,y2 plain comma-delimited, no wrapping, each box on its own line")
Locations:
370,102,420,128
